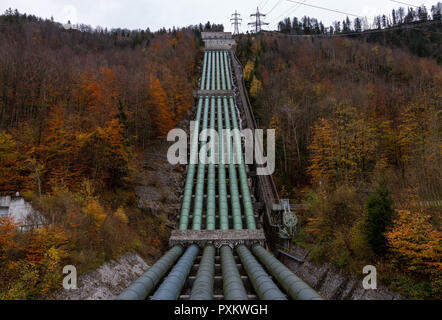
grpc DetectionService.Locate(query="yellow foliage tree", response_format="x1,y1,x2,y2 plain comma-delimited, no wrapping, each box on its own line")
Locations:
114,207,128,224
244,60,254,81
83,199,107,232
249,76,262,99
387,207,442,277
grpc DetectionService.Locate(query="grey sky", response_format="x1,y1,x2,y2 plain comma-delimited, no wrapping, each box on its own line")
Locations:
0,0,438,32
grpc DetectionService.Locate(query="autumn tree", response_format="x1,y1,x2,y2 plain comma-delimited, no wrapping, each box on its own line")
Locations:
148,74,175,136
387,202,441,294
0,132,32,194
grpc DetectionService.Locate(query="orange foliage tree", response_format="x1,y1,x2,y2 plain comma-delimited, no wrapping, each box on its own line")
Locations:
148,74,176,136
0,132,32,194
387,206,441,277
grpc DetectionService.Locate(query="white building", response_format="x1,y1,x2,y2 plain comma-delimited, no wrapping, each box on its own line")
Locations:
0,196,44,230
201,32,236,50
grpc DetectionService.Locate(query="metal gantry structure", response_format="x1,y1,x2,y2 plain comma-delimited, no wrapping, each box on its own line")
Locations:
231,10,242,35
117,33,323,301
249,7,269,33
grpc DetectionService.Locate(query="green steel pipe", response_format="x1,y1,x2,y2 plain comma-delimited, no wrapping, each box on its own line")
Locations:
228,97,256,230
220,245,248,300
116,245,184,300
190,245,215,300
220,51,227,91
224,96,242,230
236,245,287,300
217,97,229,230
206,98,216,230
224,51,232,90
179,97,203,230
211,50,216,90
216,51,221,90
151,245,199,300
192,97,209,230
206,51,212,90
200,51,208,90
251,245,324,300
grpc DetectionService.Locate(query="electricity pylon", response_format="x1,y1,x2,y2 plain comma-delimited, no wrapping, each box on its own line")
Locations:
231,10,242,35
248,7,269,33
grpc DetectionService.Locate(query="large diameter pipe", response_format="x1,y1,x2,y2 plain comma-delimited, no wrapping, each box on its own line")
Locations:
151,245,199,300
251,245,324,300
220,245,248,300
116,245,184,300
206,98,216,230
190,245,215,300
236,245,287,300
217,97,229,230
220,51,227,90
224,51,232,90
200,51,208,90
211,50,216,90
192,97,209,230
224,97,242,230
179,97,203,230
216,51,221,90
205,51,212,90
229,97,256,230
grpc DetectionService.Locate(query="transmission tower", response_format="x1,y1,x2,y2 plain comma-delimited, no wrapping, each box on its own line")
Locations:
248,7,269,33
231,10,242,35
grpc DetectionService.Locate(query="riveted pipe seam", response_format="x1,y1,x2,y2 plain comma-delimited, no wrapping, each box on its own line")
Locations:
151,245,199,300
220,245,248,300
116,245,184,300
190,245,215,300
251,244,323,300
236,245,287,300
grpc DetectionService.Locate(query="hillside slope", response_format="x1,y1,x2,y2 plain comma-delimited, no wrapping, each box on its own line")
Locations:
0,11,200,299
235,33,441,299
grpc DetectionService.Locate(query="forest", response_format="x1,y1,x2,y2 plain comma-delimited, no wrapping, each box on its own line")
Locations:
0,4,440,300
236,6,441,299
276,2,442,62
0,10,205,299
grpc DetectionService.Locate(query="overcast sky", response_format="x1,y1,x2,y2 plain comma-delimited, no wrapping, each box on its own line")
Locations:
0,0,438,31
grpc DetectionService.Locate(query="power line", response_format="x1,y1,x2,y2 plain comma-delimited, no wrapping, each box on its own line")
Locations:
269,0,307,26
270,19,442,37
389,0,426,8
261,0,272,11
266,0,284,15
257,0,267,8
285,0,362,18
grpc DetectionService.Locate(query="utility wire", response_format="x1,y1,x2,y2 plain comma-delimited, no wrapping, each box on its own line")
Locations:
266,0,284,15
389,0,427,8
258,0,267,8
269,0,307,25
261,0,272,11
271,19,442,37
285,0,363,18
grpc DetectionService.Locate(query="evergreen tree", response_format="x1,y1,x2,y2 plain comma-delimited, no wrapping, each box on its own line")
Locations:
364,180,394,255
